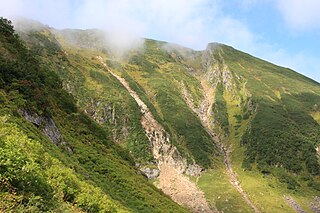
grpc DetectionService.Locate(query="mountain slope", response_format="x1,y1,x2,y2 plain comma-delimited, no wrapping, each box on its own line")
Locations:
4,17,320,212
194,44,320,212
0,17,189,213
215,44,320,176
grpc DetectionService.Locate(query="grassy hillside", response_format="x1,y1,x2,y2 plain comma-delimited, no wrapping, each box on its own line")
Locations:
16,20,220,169
122,39,220,167
206,44,320,212
8,17,320,212
0,17,188,212
217,44,320,181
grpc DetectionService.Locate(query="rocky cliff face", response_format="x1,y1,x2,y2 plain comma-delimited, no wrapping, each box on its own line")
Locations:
141,108,203,176
202,45,238,95
139,167,160,179
19,109,72,152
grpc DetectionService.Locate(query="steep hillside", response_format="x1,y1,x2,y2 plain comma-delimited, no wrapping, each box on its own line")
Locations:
14,21,221,211
191,44,320,212
196,43,320,177
0,17,189,212
4,17,320,212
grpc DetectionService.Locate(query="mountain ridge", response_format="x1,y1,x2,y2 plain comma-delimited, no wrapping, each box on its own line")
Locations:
1,17,320,212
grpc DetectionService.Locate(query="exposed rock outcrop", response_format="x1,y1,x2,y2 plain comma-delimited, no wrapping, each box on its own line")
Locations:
284,195,307,213
180,81,216,133
310,196,320,213
202,46,239,97
140,167,160,179
19,109,71,152
141,115,202,176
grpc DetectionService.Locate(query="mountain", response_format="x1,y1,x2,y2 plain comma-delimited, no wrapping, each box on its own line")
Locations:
1,17,320,212
0,18,188,213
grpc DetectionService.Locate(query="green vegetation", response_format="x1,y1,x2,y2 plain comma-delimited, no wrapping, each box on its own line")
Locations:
198,166,254,213
0,116,129,212
27,26,220,168
4,17,320,212
0,17,189,212
209,44,320,186
123,40,219,168
212,44,320,211
238,77,320,187
17,22,155,164
212,83,229,135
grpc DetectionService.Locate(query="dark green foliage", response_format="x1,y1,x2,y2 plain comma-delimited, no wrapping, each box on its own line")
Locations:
21,31,62,56
234,114,242,123
275,169,300,190
0,18,76,115
212,84,229,134
155,88,216,167
241,158,252,171
305,154,320,175
307,180,320,191
241,98,320,176
0,18,14,36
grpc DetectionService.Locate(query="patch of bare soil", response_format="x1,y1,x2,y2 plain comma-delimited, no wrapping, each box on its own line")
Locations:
157,164,214,212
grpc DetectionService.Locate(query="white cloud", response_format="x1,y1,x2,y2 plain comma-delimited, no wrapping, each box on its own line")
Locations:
275,0,320,30
0,0,254,50
0,0,220,49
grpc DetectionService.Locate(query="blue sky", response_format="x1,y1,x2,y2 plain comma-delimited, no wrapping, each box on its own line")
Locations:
0,0,319,82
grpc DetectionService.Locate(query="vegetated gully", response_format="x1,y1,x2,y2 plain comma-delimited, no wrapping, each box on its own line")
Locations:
97,55,258,212
183,78,260,213
190,77,305,213
202,81,260,213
